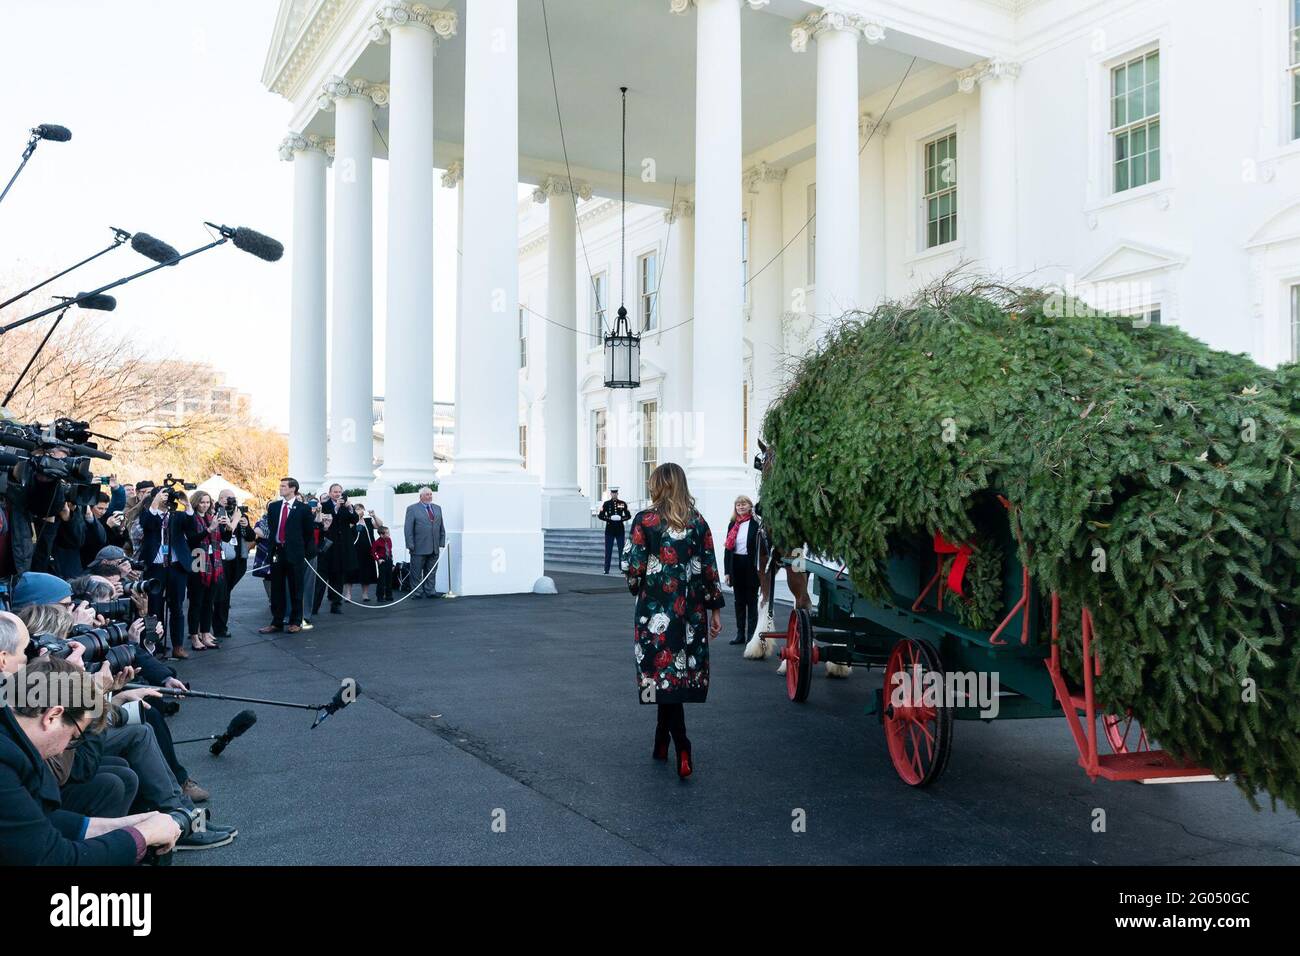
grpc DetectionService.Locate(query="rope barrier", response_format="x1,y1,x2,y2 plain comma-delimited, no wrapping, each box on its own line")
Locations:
302,544,452,610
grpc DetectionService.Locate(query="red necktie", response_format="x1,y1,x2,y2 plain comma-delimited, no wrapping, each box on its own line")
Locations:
425,505,434,521
276,501,290,544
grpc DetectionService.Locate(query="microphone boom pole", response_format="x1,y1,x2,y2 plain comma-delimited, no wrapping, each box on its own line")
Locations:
0,125,71,211
0,235,227,336
0,227,130,311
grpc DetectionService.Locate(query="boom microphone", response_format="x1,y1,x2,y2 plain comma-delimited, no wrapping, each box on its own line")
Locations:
312,679,361,729
210,710,258,756
130,232,180,264
204,222,284,262
55,293,116,312
34,124,71,142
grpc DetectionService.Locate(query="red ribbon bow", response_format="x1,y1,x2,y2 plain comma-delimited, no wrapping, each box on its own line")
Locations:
933,532,973,596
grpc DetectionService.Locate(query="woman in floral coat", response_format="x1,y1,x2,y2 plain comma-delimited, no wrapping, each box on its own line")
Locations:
622,462,725,778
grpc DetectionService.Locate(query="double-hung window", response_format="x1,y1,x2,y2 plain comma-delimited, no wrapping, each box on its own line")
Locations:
923,131,957,248
1111,49,1160,193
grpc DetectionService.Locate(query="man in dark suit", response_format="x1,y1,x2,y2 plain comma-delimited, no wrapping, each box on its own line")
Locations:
259,477,316,634
137,485,198,659
402,487,444,598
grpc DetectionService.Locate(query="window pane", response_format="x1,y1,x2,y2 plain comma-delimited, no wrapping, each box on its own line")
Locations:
1149,121,1160,151
950,211,957,241
1128,55,1143,90
1127,82,1144,123
1132,151,1148,188
1131,125,1146,157
928,220,938,248
1115,130,1129,161
1115,158,1129,192
1148,145,1160,182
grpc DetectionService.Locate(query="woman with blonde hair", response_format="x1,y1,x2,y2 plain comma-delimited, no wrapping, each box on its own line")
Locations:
723,494,764,646
622,462,724,779
16,603,74,641
185,490,227,652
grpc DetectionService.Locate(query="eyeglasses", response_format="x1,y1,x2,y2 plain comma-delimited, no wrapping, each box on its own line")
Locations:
65,719,86,749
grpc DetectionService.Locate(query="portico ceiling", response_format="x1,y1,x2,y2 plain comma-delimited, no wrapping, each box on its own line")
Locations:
277,0,984,203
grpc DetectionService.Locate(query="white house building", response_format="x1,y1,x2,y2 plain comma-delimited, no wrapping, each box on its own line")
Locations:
264,0,1300,595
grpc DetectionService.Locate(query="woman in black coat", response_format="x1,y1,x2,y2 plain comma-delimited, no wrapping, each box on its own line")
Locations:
723,495,763,647
347,505,379,601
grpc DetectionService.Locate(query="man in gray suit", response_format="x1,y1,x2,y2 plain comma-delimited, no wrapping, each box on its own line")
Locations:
403,487,445,599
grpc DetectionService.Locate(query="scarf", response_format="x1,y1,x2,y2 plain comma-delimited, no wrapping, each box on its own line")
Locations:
725,515,750,551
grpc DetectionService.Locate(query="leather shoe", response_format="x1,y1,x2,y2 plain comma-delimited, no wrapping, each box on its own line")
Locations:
329,606,342,614
182,779,210,803
258,624,283,634
171,647,190,660
728,636,745,645
286,624,302,633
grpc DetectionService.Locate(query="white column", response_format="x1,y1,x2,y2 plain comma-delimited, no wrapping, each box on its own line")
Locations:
438,0,544,595
279,133,331,490
535,176,590,528
371,3,457,487
959,58,1021,275
743,163,784,470
320,75,386,489
661,200,694,469
441,159,464,459
677,0,751,548
793,9,882,331
858,113,888,309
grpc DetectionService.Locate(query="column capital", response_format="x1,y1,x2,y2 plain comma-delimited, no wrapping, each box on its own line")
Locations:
663,199,695,223
858,112,890,142
791,9,885,52
956,57,1021,93
440,159,463,188
279,132,335,162
743,162,786,193
531,175,592,203
670,0,771,14
370,1,458,42
317,75,389,112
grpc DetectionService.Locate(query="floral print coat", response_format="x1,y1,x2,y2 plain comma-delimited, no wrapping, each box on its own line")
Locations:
622,508,726,704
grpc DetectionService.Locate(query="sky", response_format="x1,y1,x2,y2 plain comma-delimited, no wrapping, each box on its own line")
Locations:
0,0,461,432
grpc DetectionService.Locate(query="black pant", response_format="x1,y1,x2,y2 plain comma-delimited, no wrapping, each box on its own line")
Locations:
656,702,688,749
60,758,139,818
378,560,393,600
187,574,217,634
212,556,245,634
604,528,625,573
270,556,305,626
146,563,189,650
730,552,760,641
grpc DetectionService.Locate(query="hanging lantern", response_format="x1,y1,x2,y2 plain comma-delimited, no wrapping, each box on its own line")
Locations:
604,305,640,388
603,85,640,390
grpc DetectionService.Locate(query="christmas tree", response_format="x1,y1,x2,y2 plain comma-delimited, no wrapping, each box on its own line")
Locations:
761,282,1300,810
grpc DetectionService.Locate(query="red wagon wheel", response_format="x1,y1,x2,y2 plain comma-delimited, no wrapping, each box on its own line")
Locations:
781,608,815,703
1102,709,1152,754
881,638,953,787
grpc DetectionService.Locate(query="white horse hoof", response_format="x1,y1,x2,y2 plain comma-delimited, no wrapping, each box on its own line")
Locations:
825,662,852,679
743,634,766,659
776,659,787,675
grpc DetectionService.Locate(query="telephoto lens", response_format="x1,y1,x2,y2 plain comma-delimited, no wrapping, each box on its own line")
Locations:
65,623,136,672
122,577,163,598
90,598,133,620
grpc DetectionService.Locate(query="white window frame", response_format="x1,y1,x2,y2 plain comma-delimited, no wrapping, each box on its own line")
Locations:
1085,31,1171,213
519,306,528,369
639,399,658,502
1108,47,1162,195
806,182,816,288
591,407,608,504
519,423,528,470
590,271,607,342
1291,283,1300,362
741,213,751,307
637,249,658,332
921,128,959,250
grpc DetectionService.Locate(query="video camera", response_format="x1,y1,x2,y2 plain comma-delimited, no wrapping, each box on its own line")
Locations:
0,416,112,516
152,474,195,512
30,622,134,673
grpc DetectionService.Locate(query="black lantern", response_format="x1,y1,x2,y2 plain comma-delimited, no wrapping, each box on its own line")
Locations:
603,86,640,389
604,305,640,388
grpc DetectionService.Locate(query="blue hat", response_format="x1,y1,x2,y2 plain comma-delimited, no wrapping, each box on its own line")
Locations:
95,545,128,562
11,572,72,610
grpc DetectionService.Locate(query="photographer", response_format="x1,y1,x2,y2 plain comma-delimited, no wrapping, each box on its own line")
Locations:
137,484,197,660
317,484,357,615
212,489,255,639
79,492,112,569
50,498,87,579
185,491,226,652
13,602,231,849
122,479,155,558
0,651,182,865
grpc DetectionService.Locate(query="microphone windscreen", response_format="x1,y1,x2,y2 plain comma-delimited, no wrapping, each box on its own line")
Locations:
73,293,116,312
231,227,284,263
228,710,257,737
36,124,71,142
131,232,180,264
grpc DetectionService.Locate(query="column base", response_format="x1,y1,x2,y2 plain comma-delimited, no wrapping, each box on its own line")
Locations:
376,463,440,487
437,470,544,596
541,488,591,529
